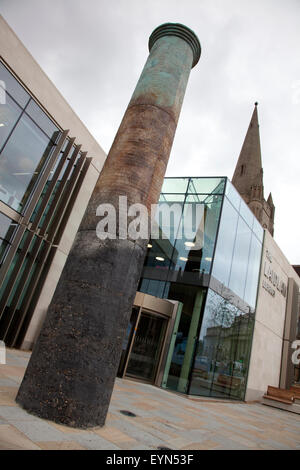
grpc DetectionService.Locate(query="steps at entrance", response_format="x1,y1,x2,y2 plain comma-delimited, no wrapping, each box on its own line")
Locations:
262,385,300,415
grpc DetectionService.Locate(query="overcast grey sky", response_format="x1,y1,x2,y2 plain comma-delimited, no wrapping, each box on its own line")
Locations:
1,0,300,263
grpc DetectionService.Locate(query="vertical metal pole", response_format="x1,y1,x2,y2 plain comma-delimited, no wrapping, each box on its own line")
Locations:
17,23,201,428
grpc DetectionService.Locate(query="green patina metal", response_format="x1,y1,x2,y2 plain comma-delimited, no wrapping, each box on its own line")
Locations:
130,23,201,120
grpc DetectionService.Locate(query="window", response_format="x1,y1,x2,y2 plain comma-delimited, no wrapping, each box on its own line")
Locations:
0,114,54,212
0,94,23,150
0,62,30,108
0,61,60,213
0,212,17,264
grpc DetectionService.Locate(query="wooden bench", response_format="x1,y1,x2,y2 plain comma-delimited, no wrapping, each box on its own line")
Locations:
263,386,294,405
290,385,300,399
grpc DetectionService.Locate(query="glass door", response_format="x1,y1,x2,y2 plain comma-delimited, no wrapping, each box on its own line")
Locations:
125,311,167,383
117,307,139,377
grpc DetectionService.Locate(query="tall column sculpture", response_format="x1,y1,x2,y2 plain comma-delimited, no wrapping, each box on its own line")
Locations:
16,23,201,428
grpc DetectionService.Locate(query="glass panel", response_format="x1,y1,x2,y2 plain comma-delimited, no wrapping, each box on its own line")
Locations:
0,246,21,304
226,180,241,211
138,278,170,299
163,285,206,393
0,62,30,107
159,193,185,202
252,216,264,241
239,197,254,229
0,238,10,264
0,114,54,212
25,99,59,141
117,307,139,377
189,289,254,400
189,289,222,397
162,302,183,388
243,235,262,308
189,178,225,195
0,212,15,240
169,196,222,280
228,216,252,300
125,312,167,382
161,178,189,194
186,194,213,203
0,94,23,150
144,192,223,285
16,257,38,310
0,213,17,263
7,254,29,307
211,198,239,287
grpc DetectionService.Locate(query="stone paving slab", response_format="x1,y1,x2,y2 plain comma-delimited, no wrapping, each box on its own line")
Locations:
0,348,300,450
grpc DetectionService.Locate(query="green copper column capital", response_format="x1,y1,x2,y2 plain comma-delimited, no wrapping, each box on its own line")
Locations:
148,22,201,68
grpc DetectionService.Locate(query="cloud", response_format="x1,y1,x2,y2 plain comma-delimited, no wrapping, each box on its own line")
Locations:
1,0,300,262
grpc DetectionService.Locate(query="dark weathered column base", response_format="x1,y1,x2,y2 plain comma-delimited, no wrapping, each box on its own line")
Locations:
16,231,147,428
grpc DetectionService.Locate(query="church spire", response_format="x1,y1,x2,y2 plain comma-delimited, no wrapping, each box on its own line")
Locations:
231,103,275,236
232,102,263,201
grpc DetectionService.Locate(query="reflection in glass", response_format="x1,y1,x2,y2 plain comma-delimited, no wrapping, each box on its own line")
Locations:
228,216,252,300
138,177,263,399
244,235,263,308
225,180,241,211
0,94,23,150
161,177,189,194
0,114,54,212
0,62,30,108
139,278,169,298
143,193,223,287
239,197,254,230
189,289,255,400
252,216,264,241
212,198,239,286
171,197,222,279
25,100,59,140
162,285,206,393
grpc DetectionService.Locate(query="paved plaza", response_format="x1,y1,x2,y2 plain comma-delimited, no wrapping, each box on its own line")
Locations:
0,348,299,450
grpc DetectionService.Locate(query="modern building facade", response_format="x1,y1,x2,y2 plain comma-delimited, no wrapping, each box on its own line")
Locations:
246,230,300,400
117,177,300,401
0,15,299,404
126,177,264,400
0,15,106,349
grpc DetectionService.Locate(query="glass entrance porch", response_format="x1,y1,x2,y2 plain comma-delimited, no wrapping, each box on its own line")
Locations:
117,293,177,385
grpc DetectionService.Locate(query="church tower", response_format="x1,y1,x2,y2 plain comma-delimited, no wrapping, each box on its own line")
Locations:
232,103,275,235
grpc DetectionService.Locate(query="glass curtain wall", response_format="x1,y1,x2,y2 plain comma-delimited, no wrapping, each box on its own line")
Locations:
0,61,88,348
139,177,225,393
139,178,263,400
0,61,60,213
185,181,263,400
139,177,224,298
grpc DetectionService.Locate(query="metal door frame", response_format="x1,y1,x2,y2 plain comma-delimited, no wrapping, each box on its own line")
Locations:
121,307,170,385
